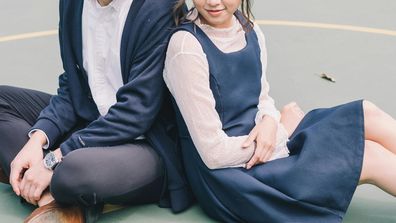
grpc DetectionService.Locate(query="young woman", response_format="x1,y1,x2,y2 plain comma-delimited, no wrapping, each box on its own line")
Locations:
164,0,396,222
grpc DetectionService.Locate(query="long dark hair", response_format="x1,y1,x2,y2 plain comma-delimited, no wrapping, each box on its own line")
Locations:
173,0,254,31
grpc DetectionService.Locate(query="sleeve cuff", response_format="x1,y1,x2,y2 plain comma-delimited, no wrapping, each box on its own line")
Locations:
28,129,50,149
255,109,281,124
276,123,290,146
60,140,74,156
30,119,61,148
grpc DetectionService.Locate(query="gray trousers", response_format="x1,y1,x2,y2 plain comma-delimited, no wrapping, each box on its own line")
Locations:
0,85,164,206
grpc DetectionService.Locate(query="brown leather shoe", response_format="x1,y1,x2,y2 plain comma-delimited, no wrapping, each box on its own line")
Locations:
0,166,9,184
24,201,84,223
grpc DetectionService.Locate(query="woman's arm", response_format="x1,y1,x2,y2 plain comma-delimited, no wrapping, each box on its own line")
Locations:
164,31,256,169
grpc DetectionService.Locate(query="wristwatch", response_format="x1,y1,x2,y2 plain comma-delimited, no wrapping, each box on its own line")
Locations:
43,151,61,170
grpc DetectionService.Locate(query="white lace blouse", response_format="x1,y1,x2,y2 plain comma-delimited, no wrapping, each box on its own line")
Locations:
163,10,289,169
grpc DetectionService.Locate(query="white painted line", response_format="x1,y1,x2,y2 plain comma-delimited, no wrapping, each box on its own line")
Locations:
0,30,58,43
256,20,396,37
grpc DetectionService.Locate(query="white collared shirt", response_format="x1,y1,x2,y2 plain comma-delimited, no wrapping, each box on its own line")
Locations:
82,0,133,116
29,0,139,147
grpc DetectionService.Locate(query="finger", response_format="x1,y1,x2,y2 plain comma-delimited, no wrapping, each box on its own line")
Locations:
33,182,47,202
246,138,267,168
259,148,269,164
255,141,265,163
21,183,31,204
19,175,27,197
9,163,23,196
33,186,44,203
20,172,32,202
256,139,269,158
29,185,39,206
243,127,258,148
246,154,259,169
261,145,275,163
26,187,37,206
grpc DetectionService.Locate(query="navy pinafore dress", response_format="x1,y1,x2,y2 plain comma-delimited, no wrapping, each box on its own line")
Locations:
171,16,364,223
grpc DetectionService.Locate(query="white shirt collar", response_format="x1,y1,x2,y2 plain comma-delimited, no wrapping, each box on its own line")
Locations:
91,0,122,12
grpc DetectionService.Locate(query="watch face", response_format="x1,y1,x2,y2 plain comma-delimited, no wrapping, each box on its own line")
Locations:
44,152,57,169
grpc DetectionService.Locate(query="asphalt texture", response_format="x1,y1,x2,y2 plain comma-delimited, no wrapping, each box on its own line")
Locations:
0,0,395,222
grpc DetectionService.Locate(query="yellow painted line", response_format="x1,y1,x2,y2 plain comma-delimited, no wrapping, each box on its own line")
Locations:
256,20,396,37
1,20,396,43
0,29,58,43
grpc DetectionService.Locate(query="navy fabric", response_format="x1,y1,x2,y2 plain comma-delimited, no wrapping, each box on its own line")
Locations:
34,0,170,154
28,0,192,213
171,18,365,222
195,19,262,137
0,86,165,208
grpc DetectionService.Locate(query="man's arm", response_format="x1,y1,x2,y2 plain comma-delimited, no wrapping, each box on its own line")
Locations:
31,0,79,147
31,73,79,147
60,2,175,155
10,0,78,201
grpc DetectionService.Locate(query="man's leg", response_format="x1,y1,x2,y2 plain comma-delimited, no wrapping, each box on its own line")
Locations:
25,141,164,223
0,85,52,178
50,140,164,206
51,140,164,206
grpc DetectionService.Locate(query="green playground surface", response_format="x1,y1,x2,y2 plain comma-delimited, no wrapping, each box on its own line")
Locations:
1,0,395,222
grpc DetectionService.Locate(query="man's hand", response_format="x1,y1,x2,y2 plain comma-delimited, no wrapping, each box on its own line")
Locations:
19,160,53,205
243,116,278,169
19,148,62,205
10,131,47,196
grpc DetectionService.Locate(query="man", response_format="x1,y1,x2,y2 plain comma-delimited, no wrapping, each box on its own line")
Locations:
0,0,192,222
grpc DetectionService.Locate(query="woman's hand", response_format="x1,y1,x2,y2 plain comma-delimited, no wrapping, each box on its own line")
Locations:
243,115,278,169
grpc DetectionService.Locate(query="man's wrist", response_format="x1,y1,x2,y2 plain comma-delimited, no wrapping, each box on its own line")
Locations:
43,149,63,171
30,131,48,148
53,148,63,161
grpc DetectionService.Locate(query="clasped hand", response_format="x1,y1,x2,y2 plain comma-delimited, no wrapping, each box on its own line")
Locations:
9,136,53,205
243,115,278,169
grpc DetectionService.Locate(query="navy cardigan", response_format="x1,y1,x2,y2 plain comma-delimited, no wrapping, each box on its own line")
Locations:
31,0,192,213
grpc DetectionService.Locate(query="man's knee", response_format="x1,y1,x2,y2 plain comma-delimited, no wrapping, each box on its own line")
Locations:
50,152,98,205
0,85,13,111
0,85,14,94
0,85,20,100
